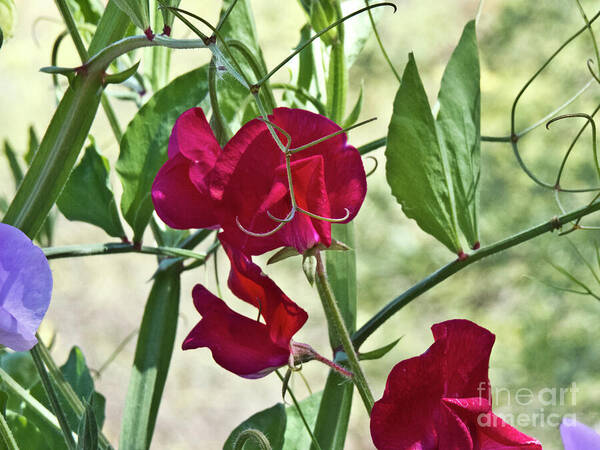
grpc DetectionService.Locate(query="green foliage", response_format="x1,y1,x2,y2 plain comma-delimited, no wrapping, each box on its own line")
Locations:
436,20,481,247
57,143,126,239
386,21,481,254
3,140,24,190
116,65,209,242
67,0,103,26
0,0,16,39
386,52,462,253
310,372,351,450
120,266,180,450
224,392,323,450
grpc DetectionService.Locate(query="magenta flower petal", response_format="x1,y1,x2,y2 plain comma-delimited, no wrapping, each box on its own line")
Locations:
370,320,542,450
271,107,367,222
220,235,308,347
560,417,600,450
167,107,220,162
182,285,290,379
151,153,220,229
152,107,221,229
0,223,52,351
182,235,308,378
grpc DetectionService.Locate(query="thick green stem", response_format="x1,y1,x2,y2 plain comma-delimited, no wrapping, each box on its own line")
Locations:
30,345,76,450
352,200,600,348
314,253,374,413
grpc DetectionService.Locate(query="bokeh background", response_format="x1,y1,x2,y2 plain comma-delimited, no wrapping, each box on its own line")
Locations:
1,0,600,448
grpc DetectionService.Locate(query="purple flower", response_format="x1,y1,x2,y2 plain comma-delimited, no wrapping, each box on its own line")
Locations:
0,223,52,351
560,417,600,450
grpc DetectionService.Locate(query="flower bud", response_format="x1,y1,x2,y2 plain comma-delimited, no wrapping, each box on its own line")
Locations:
112,0,151,36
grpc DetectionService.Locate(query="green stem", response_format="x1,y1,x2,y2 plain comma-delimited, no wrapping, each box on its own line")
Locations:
85,35,207,71
43,242,207,262
0,410,19,450
271,83,326,115
101,95,123,142
30,345,76,450
352,199,600,348
364,0,401,83
54,0,87,61
314,253,374,413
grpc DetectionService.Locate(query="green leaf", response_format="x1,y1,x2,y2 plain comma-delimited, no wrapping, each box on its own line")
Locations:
224,392,323,450
223,404,286,450
283,392,322,450
24,126,39,166
435,20,481,248
119,266,180,450
57,143,126,239
116,65,209,242
309,0,337,46
4,140,24,189
358,337,401,361
385,53,462,254
76,399,98,450
310,373,351,450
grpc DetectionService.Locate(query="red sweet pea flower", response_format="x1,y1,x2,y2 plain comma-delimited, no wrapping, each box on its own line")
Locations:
182,234,308,379
370,319,542,450
151,107,367,256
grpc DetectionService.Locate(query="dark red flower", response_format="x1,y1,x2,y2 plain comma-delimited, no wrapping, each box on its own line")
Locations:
182,234,308,378
370,319,543,450
151,107,367,255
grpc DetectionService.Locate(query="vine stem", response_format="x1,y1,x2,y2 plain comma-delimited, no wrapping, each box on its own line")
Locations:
352,199,600,349
314,252,374,413
29,345,76,450
43,242,207,262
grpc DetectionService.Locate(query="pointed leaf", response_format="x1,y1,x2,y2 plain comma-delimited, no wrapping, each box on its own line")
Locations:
385,53,461,254
119,266,180,449
116,65,209,242
435,20,481,247
358,337,401,361
342,82,363,128
24,126,39,165
326,41,346,124
297,24,315,93
4,140,24,189
283,392,322,450
57,143,126,238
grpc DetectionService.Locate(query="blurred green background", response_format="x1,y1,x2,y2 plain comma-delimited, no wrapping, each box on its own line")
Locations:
1,0,600,448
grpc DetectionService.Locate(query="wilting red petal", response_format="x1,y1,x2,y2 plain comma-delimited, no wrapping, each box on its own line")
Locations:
151,153,219,229
182,285,291,379
220,235,308,347
371,320,541,450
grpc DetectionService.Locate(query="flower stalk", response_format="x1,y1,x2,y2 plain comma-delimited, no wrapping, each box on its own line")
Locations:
314,252,374,413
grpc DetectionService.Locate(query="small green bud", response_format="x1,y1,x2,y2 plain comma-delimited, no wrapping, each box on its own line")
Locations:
302,253,317,286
